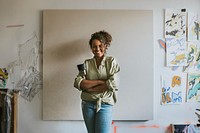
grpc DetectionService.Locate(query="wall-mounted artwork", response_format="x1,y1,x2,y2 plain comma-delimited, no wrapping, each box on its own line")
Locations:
161,72,187,105
186,73,200,102
0,68,8,88
183,42,199,72
194,43,200,71
188,12,200,41
165,9,186,39
166,38,187,66
163,8,200,105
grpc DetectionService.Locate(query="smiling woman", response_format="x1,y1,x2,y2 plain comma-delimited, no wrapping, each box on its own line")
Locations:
74,30,120,133
43,9,153,121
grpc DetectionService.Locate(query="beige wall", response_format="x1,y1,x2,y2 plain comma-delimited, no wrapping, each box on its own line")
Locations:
43,10,153,121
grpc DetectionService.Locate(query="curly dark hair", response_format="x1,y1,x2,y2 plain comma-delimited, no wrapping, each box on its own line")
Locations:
89,30,112,49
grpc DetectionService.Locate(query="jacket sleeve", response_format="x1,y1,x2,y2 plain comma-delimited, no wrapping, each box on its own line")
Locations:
74,62,86,91
105,57,120,92
74,73,85,91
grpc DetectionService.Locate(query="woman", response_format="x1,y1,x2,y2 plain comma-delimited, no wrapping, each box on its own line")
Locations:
74,30,120,133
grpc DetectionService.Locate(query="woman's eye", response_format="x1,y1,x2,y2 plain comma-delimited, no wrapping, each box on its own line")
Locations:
92,46,97,49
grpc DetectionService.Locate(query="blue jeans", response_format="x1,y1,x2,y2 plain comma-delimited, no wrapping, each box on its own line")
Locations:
82,101,113,133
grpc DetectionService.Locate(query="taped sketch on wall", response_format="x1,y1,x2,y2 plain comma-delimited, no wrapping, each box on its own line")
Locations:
186,73,200,102
161,72,187,105
188,12,199,41
166,38,187,66
6,32,42,101
18,32,40,70
183,42,199,72
16,32,42,101
165,9,186,39
15,66,42,101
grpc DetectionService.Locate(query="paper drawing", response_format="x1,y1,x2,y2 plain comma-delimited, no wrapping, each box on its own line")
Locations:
183,42,200,72
188,12,200,41
166,38,187,66
186,73,200,102
161,72,187,105
0,68,8,88
14,33,42,101
18,33,40,70
165,9,186,39
15,66,42,101
194,43,200,71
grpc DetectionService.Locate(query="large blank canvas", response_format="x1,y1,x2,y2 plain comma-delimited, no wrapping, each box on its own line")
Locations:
43,10,154,120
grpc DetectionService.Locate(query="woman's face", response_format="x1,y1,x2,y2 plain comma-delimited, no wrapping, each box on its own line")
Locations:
91,39,106,58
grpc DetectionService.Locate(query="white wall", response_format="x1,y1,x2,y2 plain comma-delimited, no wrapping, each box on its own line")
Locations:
0,0,200,133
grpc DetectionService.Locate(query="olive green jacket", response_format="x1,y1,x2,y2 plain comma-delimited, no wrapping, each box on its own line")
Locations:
74,56,120,112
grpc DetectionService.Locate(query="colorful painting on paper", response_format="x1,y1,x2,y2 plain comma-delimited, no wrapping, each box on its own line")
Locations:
0,68,8,88
161,72,187,105
165,9,186,39
188,12,200,41
166,38,187,66
183,42,199,72
186,73,200,102
194,43,200,71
